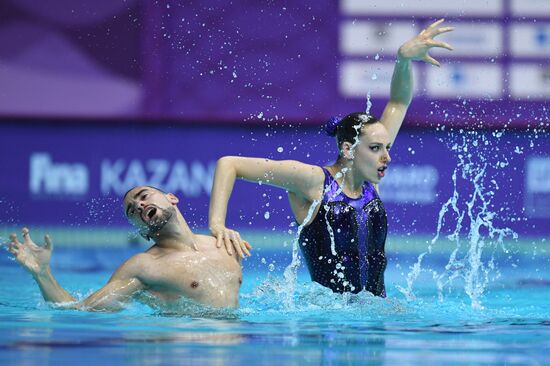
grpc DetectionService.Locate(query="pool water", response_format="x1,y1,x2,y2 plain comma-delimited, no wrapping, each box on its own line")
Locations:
1,245,548,366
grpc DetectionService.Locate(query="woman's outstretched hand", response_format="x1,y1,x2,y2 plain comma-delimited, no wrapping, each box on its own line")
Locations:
209,224,252,259
7,228,53,277
398,18,454,67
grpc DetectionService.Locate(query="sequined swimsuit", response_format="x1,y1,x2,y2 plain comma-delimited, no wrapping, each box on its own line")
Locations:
298,168,387,297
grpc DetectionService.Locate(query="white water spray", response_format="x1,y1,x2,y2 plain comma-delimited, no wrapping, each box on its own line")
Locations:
399,132,517,308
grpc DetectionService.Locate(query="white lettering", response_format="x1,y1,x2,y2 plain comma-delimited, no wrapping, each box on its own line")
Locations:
147,159,170,187
164,161,190,195
100,158,215,197
379,165,439,204
123,160,147,189
101,159,126,195
29,153,89,196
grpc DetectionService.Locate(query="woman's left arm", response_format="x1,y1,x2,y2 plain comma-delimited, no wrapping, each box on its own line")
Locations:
381,18,454,144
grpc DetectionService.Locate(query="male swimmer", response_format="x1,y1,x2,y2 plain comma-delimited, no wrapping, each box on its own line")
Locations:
208,19,454,297
7,186,251,311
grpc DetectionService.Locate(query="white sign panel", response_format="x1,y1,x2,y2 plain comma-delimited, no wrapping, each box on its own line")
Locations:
511,0,550,17
430,22,503,57
510,23,550,57
426,63,503,98
339,61,420,98
340,21,418,56
510,64,550,100
525,156,550,218
341,0,503,16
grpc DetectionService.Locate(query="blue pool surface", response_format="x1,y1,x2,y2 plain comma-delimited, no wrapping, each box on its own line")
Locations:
0,245,548,366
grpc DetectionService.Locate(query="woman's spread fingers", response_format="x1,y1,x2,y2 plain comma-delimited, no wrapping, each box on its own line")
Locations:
435,26,454,35
242,244,251,257
430,40,453,51
230,233,244,258
224,236,233,255
424,55,440,67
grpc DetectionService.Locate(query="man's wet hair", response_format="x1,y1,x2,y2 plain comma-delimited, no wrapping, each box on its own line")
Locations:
123,186,167,201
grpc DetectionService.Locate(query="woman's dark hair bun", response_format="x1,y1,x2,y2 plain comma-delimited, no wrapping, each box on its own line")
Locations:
324,116,341,137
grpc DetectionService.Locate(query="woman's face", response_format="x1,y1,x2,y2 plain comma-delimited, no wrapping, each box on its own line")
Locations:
348,123,392,184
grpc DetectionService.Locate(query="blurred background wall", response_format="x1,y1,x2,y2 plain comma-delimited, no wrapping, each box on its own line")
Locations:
0,0,549,247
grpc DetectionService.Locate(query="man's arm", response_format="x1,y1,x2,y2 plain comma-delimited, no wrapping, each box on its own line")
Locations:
380,18,454,144
8,228,144,311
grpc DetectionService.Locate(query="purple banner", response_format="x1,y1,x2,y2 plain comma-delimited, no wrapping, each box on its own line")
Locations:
1,121,549,237
1,1,549,127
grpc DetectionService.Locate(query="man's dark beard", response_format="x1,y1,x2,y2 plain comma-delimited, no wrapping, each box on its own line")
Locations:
139,206,175,241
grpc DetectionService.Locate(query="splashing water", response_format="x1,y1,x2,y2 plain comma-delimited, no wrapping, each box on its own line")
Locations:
281,197,320,309
365,92,372,115
399,131,517,309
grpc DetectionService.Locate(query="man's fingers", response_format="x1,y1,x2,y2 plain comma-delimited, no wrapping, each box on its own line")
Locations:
216,234,223,248
243,240,252,250
22,228,35,246
9,233,21,245
44,234,53,250
9,240,22,250
8,243,19,256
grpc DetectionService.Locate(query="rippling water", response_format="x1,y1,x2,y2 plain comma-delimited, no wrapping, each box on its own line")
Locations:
1,247,548,366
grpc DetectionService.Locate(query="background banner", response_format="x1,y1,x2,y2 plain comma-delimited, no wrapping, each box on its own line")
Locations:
1,122,548,236
0,0,549,127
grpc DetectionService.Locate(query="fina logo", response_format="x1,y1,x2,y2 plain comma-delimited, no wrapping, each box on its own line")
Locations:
28,153,215,198
29,153,89,196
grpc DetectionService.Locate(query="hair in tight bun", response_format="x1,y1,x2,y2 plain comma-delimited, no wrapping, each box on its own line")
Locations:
324,116,341,136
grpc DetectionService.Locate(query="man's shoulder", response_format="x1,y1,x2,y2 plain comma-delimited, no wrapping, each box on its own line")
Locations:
195,234,216,247
118,252,154,272
109,252,154,281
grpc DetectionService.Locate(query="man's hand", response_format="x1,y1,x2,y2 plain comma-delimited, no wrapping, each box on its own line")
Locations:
209,224,252,259
8,228,53,276
398,18,454,67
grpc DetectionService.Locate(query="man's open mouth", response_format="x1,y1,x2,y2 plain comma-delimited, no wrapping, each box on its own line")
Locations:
142,206,158,222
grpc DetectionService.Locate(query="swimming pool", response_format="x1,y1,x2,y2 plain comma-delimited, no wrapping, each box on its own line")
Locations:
1,242,548,366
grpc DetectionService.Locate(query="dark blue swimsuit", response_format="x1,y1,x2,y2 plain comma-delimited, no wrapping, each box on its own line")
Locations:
298,168,387,297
